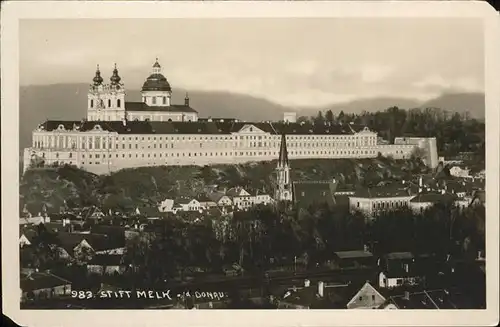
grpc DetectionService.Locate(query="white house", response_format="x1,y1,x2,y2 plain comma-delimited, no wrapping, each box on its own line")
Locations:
349,182,417,217
158,198,175,213
252,191,273,206
178,198,202,212
346,282,387,309
208,192,233,208
19,234,32,248
449,166,470,178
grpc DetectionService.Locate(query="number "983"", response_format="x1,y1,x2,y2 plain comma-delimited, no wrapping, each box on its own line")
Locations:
71,291,93,299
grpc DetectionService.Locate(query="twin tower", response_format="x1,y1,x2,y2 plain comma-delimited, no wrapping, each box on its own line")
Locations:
86,59,186,122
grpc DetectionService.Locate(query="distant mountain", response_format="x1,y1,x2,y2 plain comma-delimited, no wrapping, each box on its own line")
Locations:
19,83,485,149
420,92,485,117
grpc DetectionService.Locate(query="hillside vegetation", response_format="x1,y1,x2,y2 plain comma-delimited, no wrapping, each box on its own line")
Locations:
20,157,427,214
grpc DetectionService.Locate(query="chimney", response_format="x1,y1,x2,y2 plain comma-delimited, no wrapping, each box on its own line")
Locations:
318,281,324,297
304,279,310,287
404,291,410,300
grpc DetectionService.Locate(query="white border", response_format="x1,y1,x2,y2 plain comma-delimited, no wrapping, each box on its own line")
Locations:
2,1,499,327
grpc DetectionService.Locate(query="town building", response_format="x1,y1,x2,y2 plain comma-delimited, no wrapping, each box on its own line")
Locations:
23,59,439,175
20,271,72,302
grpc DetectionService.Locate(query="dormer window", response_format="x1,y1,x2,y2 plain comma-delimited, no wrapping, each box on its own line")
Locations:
58,124,65,131
93,124,102,131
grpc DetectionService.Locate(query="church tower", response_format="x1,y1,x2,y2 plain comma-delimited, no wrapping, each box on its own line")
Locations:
87,64,126,121
141,58,172,107
275,132,293,202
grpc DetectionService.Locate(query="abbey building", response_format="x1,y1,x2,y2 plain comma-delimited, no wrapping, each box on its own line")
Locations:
23,59,439,175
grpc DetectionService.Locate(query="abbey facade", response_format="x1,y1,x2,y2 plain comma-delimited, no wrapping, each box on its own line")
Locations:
23,59,439,175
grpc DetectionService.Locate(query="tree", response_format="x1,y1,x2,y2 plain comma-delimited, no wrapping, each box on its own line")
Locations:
297,116,310,124
325,110,334,123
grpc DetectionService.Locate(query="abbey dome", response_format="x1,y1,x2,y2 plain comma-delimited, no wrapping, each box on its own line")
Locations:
141,59,171,92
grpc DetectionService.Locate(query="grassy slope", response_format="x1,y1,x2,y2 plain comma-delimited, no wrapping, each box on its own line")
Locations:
19,158,428,213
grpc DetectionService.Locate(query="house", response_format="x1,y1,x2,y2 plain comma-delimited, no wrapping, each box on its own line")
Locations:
207,192,233,207
445,180,468,198
19,216,49,226
276,279,366,309
207,191,233,208
57,232,126,261
227,187,254,210
222,263,244,277
81,206,104,220
158,198,175,213
449,166,470,178
19,233,32,248
20,271,72,302
177,198,202,212
293,180,338,209
87,254,127,275
196,194,218,209
136,206,161,219
470,190,485,207
19,227,39,248
380,289,477,309
378,252,423,289
251,190,273,206
346,281,386,309
409,192,457,214
349,182,416,217
329,249,374,269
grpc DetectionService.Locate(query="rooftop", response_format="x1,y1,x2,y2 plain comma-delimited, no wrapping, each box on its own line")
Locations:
21,272,72,292
335,250,374,259
38,120,370,136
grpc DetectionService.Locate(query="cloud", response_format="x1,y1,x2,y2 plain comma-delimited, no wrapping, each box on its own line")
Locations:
412,74,483,93
360,64,394,83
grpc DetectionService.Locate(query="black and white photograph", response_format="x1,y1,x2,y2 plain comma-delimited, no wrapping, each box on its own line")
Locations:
2,1,499,326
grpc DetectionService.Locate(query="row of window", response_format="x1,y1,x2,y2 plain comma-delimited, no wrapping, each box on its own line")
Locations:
36,134,376,144
34,138,378,150
143,96,169,105
42,151,375,163
90,98,122,109
39,149,378,161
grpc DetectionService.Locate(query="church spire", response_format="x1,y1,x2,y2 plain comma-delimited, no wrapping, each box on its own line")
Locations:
110,63,121,85
92,64,103,86
275,132,292,202
278,132,289,168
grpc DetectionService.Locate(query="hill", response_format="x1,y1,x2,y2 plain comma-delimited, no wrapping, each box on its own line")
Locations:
420,92,485,117
19,158,428,214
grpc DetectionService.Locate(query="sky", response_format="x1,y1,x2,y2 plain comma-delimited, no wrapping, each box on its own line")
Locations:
19,18,484,107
